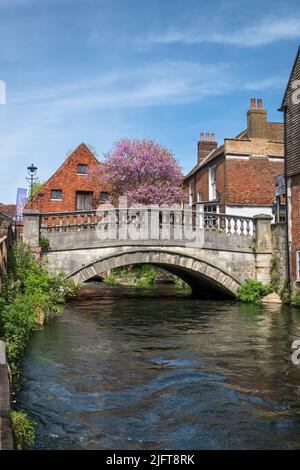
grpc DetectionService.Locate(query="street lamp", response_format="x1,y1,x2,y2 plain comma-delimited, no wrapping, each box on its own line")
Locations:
26,164,38,209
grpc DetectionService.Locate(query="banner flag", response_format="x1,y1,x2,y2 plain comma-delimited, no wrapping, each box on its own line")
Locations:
16,188,27,221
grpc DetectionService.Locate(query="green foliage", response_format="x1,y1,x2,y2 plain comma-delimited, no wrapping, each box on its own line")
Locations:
291,292,300,307
236,279,273,304
10,410,36,450
27,181,44,202
270,255,281,292
173,276,190,290
105,271,116,285
104,265,158,287
136,266,157,287
0,243,79,374
39,235,50,252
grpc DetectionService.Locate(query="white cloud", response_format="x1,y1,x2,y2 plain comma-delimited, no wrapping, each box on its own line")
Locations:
244,77,286,91
149,16,300,47
10,60,234,113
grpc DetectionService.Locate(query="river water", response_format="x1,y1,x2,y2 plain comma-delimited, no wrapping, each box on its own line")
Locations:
16,284,300,449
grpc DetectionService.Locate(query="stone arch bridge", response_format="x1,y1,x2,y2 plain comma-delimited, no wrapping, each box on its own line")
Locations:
23,208,274,298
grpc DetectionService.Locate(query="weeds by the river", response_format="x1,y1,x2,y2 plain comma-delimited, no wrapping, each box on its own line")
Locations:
10,410,36,450
0,242,80,375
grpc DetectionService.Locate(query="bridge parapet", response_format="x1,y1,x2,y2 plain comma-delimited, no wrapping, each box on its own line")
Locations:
37,207,252,233
33,208,256,252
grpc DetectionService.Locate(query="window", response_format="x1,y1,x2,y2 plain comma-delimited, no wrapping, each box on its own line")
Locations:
100,191,109,203
76,191,93,210
77,164,88,175
297,251,300,281
208,165,217,201
51,189,62,200
189,181,193,206
204,203,218,213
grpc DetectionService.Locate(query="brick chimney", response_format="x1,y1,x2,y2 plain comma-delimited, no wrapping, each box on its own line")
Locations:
197,132,218,164
247,98,267,138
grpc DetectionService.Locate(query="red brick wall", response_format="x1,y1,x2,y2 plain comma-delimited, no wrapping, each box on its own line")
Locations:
194,158,225,208
290,174,300,282
28,143,110,212
226,157,284,205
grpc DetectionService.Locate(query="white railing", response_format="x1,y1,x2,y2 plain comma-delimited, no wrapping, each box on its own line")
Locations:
39,209,255,238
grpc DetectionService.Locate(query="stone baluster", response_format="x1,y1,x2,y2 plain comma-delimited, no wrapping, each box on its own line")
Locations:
233,217,238,234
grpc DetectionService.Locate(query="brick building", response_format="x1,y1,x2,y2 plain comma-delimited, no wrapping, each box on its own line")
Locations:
29,143,110,212
280,47,300,289
184,99,284,219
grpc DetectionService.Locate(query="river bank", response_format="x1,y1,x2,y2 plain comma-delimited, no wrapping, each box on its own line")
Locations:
0,242,79,449
104,266,190,290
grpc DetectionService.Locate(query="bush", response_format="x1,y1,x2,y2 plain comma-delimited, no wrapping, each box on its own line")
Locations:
236,279,273,304
291,292,300,308
105,272,116,285
0,243,79,374
39,235,50,252
174,276,190,290
136,266,157,287
10,410,36,450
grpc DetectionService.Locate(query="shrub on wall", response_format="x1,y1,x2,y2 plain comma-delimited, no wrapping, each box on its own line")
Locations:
236,280,273,304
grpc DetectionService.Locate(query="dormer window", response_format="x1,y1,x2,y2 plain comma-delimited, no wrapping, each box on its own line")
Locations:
77,164,88,175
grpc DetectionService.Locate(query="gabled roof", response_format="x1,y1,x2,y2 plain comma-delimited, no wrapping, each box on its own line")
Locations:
280,46,300,111
28,143,100,206
236,122,283,142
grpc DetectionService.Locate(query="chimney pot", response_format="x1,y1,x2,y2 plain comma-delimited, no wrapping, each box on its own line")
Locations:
247,98,267,138
251,98,256,109
197,133,218,164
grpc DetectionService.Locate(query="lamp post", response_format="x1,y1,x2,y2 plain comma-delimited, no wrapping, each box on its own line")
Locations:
26,164,38,210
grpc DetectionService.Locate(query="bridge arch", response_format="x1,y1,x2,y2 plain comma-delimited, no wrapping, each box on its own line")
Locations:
68,249,241,298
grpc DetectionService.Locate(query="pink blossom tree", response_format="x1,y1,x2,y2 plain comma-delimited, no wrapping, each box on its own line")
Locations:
89,139,187,205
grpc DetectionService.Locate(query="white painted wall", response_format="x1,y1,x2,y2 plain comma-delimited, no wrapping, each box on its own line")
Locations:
225,205,273,219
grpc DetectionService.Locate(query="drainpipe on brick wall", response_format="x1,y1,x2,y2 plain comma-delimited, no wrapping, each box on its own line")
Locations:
283,108,292,299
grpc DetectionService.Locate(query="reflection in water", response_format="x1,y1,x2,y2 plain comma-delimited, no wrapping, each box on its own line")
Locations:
17,285,300,449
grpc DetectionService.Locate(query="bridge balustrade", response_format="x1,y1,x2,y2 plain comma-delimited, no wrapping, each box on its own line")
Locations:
39,209,255,238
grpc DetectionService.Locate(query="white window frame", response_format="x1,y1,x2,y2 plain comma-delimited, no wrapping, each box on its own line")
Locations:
188,181,193,206
51,189,62,201
77,164,88,175
208,165,217,201
297,251,300,282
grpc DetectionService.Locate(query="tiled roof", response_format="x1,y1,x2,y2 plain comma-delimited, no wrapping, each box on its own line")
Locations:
0,204,16,218
237,123,283,142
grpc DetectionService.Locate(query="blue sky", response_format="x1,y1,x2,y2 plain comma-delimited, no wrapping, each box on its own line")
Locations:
0,0,300,203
